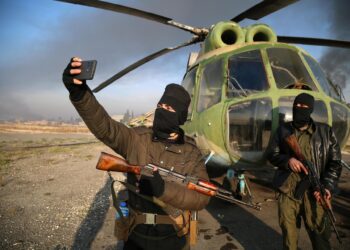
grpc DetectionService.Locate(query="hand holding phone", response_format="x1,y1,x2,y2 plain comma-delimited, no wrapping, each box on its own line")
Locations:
75,60,97,80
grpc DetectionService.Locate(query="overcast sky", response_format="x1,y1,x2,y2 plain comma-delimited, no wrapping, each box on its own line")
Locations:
0,0,349,121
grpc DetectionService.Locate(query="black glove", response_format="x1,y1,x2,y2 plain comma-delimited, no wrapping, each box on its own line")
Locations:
139,171,165,198
62,58,90,102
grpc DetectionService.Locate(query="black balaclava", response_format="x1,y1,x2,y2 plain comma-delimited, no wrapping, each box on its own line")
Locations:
292,93,314,129
153,83,191,143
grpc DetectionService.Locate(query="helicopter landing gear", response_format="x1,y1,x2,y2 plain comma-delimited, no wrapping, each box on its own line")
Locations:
224,169,253,203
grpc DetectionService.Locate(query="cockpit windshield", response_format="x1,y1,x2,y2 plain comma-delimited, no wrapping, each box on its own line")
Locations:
267,48,317,91
227,50,269,98
303,54,342,100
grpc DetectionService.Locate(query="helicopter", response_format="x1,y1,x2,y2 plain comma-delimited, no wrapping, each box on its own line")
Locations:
57,0,350,197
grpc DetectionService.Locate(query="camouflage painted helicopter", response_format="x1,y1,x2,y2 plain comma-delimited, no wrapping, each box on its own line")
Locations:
58,0,350,196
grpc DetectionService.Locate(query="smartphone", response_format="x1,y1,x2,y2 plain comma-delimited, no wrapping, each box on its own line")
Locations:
76,60,97,80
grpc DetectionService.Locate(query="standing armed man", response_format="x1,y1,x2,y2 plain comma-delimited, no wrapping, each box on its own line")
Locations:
62,57,209,250
266,93,342,250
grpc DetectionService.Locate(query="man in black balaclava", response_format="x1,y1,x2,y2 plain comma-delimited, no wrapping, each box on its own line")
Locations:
292,93,314,130
152,83,190,143
62,57,209,250
267,93,342,250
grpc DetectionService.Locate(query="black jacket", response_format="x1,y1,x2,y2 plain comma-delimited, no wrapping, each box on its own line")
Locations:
266,121,342,193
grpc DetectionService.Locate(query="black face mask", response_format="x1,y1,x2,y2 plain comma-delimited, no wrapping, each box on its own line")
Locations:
293,106,313,129
152,108,180,140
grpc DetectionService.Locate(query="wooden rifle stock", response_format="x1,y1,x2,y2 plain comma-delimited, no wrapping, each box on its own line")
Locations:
96,152,141,175
285,135,305,162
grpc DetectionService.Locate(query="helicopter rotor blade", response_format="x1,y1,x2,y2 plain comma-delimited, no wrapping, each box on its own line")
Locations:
56,0,208,36
278,36,350,49
231,0,299,22
92,36,202,93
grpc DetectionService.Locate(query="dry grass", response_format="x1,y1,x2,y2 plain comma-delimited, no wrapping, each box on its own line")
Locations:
0,123,89,134
0,148,35,171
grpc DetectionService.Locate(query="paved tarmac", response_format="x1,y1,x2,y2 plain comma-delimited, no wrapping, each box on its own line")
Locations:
192,153,350,250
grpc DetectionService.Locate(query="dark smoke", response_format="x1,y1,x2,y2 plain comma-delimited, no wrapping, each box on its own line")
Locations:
320,0,350,92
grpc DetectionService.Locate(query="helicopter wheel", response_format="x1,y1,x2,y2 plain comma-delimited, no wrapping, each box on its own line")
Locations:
222,173,252,203
235,176,253,203
222,175,238,195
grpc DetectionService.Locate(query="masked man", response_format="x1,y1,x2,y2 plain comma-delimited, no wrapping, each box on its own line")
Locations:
266,93,342,250
62,57,209,250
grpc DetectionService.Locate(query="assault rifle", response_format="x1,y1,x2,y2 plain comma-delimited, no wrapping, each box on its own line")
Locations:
96,152,261,211
285,135,342,244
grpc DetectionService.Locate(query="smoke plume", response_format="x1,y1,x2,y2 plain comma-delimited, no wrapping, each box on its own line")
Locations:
319,0,350,94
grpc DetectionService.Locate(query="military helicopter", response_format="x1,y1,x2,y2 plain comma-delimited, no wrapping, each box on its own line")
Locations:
57,0,350,196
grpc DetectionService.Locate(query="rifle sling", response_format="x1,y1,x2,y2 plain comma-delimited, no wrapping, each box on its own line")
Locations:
108,172,125,220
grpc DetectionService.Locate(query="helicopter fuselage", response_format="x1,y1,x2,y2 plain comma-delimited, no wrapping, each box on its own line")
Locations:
182,36,349,171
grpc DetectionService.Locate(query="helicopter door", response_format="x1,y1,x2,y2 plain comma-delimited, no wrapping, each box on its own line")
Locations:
197,59,224,113
182,67,198,120
330,102,350,147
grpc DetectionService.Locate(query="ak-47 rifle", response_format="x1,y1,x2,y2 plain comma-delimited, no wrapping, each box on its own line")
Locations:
96,151,261,211
285,134,342,244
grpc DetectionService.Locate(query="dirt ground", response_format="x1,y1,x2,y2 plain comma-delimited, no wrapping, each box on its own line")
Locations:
0,131,349,250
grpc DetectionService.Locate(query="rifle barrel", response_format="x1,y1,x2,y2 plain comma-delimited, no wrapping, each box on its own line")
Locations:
216,193,261,211
327,209,342,243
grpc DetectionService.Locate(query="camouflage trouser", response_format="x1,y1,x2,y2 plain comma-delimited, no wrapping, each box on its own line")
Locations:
278,191,331,250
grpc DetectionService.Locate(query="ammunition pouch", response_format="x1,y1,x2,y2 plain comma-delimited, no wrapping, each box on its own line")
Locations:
114,211,136,241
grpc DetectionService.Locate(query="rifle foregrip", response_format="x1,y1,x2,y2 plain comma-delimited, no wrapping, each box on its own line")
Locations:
187,182,216,196
198,180,218,191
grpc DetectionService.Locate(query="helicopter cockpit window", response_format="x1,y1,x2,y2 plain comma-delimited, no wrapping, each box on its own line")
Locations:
267,48,317,91
182,67,197,118
303,54,341,100
278,97,328,124
227,50,268,98
331,102,349,147
228,98,272,161
197,59,224,112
